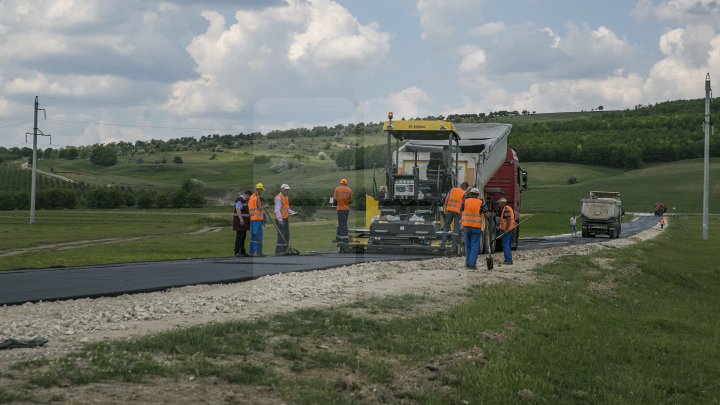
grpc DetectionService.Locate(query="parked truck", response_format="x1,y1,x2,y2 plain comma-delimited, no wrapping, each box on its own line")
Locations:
342,114,527,254
581,191,623,238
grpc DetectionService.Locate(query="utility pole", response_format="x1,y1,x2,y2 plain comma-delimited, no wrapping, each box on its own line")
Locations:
702,74,712,240
29,96,48,224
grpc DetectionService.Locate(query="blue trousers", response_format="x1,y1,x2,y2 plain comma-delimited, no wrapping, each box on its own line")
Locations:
464,227,482,268
250,220,263,255
501,229,514,264
442,211,462,247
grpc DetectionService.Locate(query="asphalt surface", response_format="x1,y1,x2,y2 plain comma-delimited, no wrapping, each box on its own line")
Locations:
0,214,659,306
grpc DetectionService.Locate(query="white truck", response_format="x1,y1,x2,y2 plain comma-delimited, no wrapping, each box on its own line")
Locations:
581,191,623,238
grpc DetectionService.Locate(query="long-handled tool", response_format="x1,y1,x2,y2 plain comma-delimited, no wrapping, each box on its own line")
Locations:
486,214,534,270
264,207,300,255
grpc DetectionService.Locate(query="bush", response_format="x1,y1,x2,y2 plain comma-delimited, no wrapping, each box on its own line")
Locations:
567,176,578,185
136,190,155,208
173,156,183,164
89,145,118,167
155,193,169,208
254,155,271,164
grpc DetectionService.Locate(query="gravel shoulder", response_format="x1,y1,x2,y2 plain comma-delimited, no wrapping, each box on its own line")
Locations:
0,221,666,369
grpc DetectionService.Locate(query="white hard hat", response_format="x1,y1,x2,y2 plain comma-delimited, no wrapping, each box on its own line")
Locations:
469,188,480,194
281,183,291,190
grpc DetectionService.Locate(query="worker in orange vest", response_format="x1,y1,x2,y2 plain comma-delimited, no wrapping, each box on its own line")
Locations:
273,184,296,255
659,217,665,230
333,178,353,243
248,183,267,257
461,187,490,269
497,197,515,265
441,181,469,250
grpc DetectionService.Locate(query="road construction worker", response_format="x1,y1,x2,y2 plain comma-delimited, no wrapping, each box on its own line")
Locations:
233,190,252,257
570,214,577,237
248,183,267,257
497,197,515,265
659,217,665,230
441,181,469,249
333,179,353,243
273,184,296,255
461,187,489,269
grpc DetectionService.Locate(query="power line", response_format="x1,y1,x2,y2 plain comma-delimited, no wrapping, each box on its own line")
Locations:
0,122,31,129
46,118,242,132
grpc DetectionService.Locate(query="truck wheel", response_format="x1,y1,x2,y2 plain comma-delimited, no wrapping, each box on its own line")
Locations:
581,229,588,238
609,228,617,239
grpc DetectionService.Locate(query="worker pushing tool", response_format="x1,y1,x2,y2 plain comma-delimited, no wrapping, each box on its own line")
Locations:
272,184,297,255
497,197,515,265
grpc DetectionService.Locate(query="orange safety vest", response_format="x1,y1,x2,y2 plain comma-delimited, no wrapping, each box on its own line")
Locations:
275,193,289,219
499,205,515,231
461,198,484,229
249,193,264,221
445,187,465,214
334,185,352,211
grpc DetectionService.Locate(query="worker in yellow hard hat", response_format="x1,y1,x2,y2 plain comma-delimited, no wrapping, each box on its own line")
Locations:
333,178,353,243
248,182,267,256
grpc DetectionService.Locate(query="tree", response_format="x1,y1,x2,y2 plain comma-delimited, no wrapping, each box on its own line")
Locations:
173,155,183,164
90,145,118,167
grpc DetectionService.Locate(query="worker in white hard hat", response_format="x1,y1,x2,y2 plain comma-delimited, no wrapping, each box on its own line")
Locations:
461,187,490,269
273,184,296,255
248,182,267,257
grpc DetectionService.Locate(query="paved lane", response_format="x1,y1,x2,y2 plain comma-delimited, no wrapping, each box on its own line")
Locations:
0,253,428,306
0,214,659,306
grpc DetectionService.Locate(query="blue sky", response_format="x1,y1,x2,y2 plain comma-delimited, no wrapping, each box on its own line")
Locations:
0,0,718,147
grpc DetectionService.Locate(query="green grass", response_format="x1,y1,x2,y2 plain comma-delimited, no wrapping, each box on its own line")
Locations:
0,209,340,270
522,158,720,213
4,216,719,403
32,134,387,194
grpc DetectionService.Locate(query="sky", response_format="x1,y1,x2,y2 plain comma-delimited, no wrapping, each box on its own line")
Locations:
0,0,718,148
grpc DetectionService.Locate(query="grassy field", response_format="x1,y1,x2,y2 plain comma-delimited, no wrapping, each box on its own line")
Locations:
0,207,599,271
34,134,387,195
2,216,718,403
522,158,720,213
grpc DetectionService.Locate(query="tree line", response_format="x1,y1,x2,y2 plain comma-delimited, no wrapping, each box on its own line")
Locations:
507,100,720,169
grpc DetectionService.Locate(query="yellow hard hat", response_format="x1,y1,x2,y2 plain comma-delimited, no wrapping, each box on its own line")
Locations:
255,182,264,190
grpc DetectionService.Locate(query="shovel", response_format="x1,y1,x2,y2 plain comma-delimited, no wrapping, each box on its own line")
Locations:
485,231,495,270
264,207,300,255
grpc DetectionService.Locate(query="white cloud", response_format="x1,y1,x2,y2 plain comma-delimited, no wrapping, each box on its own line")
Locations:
632,0,720,25
288,0,390,69
457,45,487,76
416,0,483,40
358,87,432,121
167,0,390,119
469,22,507,37
458,22,636,86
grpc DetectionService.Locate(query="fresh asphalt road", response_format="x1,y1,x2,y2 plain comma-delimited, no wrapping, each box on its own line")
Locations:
0,214,660,306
